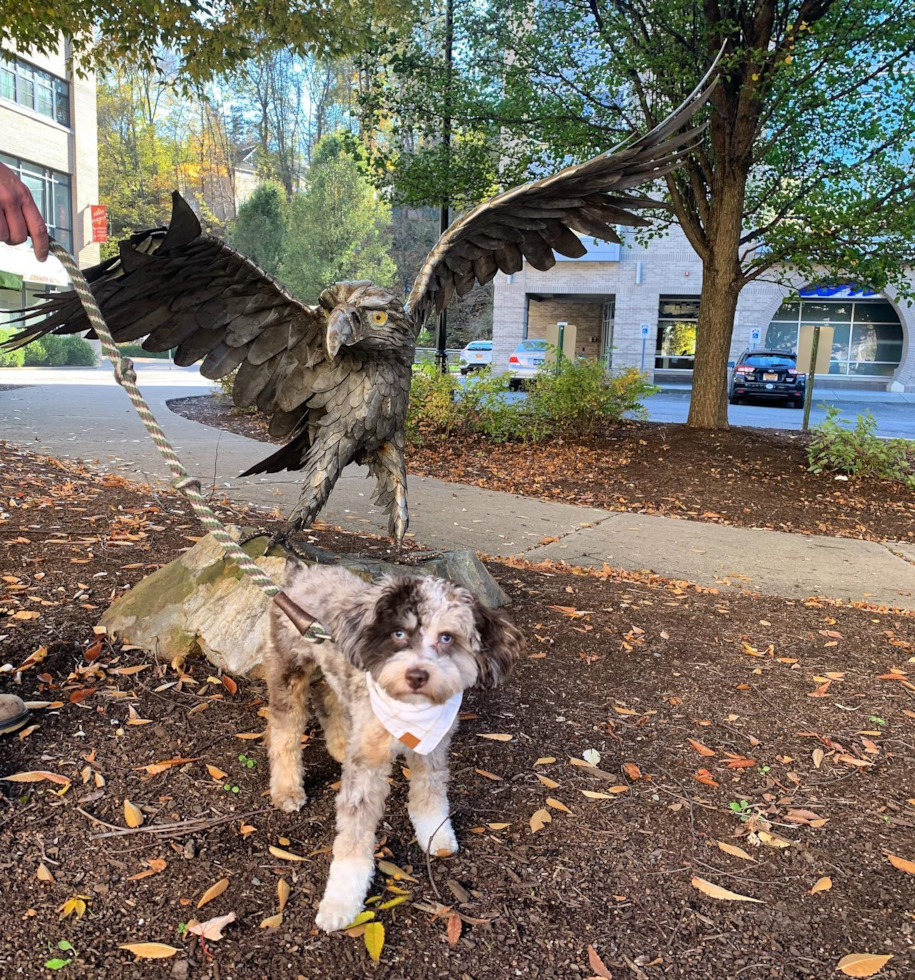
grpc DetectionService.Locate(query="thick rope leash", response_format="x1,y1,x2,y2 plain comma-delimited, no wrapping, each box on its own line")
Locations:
49,240,329,643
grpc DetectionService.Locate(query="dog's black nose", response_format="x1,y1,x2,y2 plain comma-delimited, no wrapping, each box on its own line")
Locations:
405,668,429,690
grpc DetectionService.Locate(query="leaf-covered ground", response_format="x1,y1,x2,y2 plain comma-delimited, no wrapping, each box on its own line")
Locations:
2,443,915,979
169,395,915,543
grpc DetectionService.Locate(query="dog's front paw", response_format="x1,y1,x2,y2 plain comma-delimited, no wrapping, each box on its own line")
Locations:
316,896,363,933
413,815,459,856
271,785,307,813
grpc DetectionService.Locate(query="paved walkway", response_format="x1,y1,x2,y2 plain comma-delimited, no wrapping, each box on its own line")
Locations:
3,363,915,610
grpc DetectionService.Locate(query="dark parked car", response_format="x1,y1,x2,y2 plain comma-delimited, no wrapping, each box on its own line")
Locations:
728,348,806,408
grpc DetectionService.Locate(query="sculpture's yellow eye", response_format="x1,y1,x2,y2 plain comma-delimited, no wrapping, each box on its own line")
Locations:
371,311,388,325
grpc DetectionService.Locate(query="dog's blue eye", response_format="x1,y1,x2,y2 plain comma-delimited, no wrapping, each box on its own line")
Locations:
439,633,453,645
392,629,407,641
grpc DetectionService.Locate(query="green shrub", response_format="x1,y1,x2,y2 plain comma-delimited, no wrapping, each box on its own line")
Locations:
407,357,658,443
0,329,26,367
526,358,659,439
118,343,170,360
407,365,528,443
808,406,915,487
2,331,96,367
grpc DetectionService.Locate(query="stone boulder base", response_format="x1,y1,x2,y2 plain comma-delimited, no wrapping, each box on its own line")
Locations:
98,528,510,677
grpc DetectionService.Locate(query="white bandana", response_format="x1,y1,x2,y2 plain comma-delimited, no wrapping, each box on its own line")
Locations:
365,673,462,755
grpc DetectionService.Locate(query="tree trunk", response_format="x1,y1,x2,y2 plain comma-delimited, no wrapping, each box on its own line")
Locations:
687,172,746,429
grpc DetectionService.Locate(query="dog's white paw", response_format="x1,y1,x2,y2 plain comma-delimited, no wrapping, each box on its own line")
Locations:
271,786,307,813
413,815,459,856
315,896,363,933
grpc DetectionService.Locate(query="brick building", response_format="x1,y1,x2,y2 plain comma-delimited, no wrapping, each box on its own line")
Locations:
0,37,99,317
491,225,915,391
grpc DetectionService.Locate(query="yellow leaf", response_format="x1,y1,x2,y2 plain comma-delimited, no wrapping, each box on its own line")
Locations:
269,845,307,862
3,770,70,786
377,860,418,882
809,876,832,894
758,830,792,849
529,808,552,833
18,725,39,741
123,799,144,828
234,732,264,740
534,757,556,765
376,894,410,910
277,877,291,912
691,877,763,903
836,953,893,977
488,822,510,830
197,876,229,908
260,913,283,929
887,852,915,874
363,921,384,963
546,797,571,813
59,895,90,919
128,858,167,881
37,863,55,882
207,765,228,781
717,841,755,862
537,774,560,789
343,911,376,930
582,790,615,800
239,823,256,837
474,768,501,781
812,748,825,769
119,943,181,960
478,733,512,741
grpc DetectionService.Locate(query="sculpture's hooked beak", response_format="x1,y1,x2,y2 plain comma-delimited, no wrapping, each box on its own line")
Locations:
325,307,356,360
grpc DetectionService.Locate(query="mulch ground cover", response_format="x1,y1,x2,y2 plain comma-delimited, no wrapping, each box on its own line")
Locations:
3,442,915,979
168,395,915,544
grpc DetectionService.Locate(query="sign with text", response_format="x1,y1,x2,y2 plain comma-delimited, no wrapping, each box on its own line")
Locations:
90,205,108,244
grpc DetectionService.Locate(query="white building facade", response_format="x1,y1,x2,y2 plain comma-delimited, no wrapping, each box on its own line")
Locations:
491,225,915,391
0,37,99,315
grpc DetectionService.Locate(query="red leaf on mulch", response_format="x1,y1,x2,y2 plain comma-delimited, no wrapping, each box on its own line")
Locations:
69,687,97,703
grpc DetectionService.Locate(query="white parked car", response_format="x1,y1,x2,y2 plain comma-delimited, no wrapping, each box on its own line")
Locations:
506,339,547,389
459,340,493,374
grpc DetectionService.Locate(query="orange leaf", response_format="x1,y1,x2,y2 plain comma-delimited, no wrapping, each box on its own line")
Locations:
587,944,614,980
123,799,144,828
887,852,915,874
807,681,831,697
688,738,715,757
693,768,719,787
446,912,462,947
809,876,831,894
197,876,229,908
836,953,892,977
3,770,70,786
691,877,763,903
622,762,642,780
221,675,238,696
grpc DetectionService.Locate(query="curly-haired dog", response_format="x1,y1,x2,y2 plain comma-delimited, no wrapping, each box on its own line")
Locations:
264,561,523,932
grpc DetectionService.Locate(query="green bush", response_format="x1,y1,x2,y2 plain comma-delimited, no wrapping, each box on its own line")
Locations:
0,329,26,367
808,406,915,487
118,343,170,360
526,359,659,439
407,357,658,443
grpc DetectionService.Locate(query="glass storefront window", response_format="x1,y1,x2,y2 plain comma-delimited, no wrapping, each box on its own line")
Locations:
656,298,699,370
766,295,903,377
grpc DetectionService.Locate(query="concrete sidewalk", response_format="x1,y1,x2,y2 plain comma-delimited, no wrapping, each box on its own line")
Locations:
2,368,915,610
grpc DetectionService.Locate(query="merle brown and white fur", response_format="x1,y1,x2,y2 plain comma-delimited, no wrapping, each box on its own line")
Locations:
264,561,524,932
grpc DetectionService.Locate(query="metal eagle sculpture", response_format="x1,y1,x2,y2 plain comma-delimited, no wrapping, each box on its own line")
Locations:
4,68,716,545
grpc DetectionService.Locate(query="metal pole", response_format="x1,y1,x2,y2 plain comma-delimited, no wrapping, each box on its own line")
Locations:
640,337,646,372
435,0,453,375
802,325,820,431
556,322,565,376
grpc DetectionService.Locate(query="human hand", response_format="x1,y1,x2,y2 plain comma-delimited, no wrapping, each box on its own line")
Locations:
0,161,49,261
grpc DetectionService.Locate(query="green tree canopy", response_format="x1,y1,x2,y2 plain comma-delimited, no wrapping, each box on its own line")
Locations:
363,0,915,427
231,181,287,276
2,0,416,85
279,135,397,303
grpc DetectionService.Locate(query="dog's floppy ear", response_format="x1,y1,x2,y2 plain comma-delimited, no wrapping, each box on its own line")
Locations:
331,576,419,671
471,601,524,689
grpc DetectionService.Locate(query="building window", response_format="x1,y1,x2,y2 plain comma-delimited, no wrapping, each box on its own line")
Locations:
0,55,70,127
656,297,699,370
0,154,72,253
766,297,903,377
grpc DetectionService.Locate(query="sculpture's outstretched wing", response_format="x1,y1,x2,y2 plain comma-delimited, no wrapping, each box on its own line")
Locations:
407,62,719,325
2,193,328,427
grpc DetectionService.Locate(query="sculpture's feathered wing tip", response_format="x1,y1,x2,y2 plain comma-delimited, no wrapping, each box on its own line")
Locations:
405,49,724,328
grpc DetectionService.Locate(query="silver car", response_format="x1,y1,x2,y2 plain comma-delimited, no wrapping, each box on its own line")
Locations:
506,339,547,389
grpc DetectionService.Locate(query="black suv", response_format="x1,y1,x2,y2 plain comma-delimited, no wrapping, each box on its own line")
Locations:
728,348,806,408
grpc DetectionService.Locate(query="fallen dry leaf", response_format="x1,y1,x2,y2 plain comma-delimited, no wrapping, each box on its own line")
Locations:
447,911,462,947
688,738,715,757
717,841,755,862
809,876,832,894
582,790,616,800
207,765,228,781
260,912,283,929
622,762,642,780
268,846,307,863
477,733,512,741
546,797,571,813
278,877,291,912
3,770,70,787
887,852,915,874
835,953,892,977
537,774,560,789
197,876,229,908
37,863,55,883
123,799,144,828
119,942,180,960
186,911,236,941
377,860,418,882
529,808,552,833
587,943,614,980
128,858,167,881
691,877,763,903
474,768,501,781
534,757,556,766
